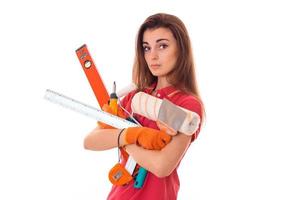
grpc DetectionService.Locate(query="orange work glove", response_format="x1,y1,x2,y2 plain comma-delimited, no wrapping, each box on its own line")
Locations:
124,127,172,150
98,104,127,129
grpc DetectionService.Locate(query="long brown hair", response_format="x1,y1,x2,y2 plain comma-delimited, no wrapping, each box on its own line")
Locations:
133,13,205,120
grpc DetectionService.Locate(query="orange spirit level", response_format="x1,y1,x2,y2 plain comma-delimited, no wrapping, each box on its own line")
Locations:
76,44,139,186
75,44,109,107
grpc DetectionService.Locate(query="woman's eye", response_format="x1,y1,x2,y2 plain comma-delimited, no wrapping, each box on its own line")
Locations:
143,46,150,52
159,44,168,49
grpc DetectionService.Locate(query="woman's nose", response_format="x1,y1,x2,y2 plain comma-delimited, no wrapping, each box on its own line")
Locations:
150,49,159,60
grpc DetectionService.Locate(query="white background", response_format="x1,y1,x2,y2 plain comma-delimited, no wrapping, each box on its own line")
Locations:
0,0,299,199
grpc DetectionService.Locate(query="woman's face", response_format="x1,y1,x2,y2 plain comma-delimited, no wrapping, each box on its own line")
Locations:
142,27,178,77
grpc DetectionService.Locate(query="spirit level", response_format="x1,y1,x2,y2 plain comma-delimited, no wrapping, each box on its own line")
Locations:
75,44,109,107
75,44,147,188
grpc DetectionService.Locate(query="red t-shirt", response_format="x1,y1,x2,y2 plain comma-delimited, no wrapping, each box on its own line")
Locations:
107,84,202,200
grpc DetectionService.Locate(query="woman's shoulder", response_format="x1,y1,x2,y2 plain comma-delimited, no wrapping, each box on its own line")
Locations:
169,91,201,111
120,90,138,106
121,85,154,105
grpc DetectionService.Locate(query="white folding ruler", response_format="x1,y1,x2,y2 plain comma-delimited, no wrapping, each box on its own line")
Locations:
44,89,138,174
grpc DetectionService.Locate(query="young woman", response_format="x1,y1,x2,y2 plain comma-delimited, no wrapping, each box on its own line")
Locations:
84,13,205,200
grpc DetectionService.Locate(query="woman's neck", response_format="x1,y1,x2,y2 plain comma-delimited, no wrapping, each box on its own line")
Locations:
155,77,172,90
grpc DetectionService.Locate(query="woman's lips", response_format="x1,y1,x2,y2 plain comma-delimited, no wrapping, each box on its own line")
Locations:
150,64,160,70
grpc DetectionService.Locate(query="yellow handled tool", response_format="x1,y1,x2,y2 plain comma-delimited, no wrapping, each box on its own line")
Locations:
109,81,118,116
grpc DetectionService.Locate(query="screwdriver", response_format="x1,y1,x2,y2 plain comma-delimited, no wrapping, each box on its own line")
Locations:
109,81,118,116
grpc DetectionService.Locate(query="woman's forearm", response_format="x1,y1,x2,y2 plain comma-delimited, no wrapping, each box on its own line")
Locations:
125,145,163,176
125,133,192,177
84,127,126,151
85,127,192,178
